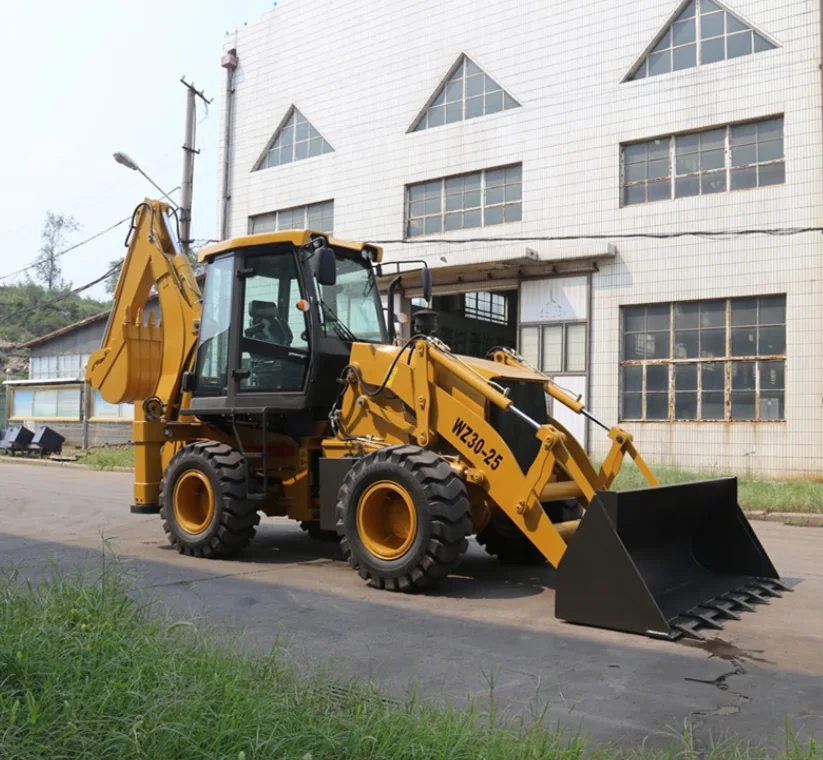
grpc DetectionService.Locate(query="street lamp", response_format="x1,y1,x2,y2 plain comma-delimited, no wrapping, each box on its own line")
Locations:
113,152,179,206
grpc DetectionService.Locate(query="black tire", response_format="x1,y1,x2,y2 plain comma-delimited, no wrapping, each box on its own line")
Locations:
477,499,583,565
159,441,260,558
299,520,340,542
336,445,471,591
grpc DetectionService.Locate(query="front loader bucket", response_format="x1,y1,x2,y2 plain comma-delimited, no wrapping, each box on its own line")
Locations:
555,478,790,640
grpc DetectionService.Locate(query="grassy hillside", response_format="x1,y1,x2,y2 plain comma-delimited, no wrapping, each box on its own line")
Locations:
0,282,109,377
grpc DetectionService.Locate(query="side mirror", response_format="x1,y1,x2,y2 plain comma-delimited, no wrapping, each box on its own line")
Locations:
180,370,196,393
421,267,432,303
315,245,337,286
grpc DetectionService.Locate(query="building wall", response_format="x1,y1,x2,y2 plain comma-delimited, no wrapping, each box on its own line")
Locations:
30,320,106,360
221,0,822,477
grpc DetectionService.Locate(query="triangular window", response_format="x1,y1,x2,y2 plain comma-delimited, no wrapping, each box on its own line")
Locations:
255,106,333,170
411,55,519,132
628,0,776,81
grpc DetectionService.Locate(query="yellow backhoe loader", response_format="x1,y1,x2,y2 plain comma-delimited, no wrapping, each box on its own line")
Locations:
87,199,789,641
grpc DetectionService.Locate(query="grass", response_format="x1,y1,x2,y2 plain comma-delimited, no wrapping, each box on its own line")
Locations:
74,446,134,470
0,565,820,760
609,460,823,514
11,440,823,514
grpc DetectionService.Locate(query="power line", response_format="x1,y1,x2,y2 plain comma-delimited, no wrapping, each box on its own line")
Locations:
369,227,823,245
0,217,130,284
0,265,120,327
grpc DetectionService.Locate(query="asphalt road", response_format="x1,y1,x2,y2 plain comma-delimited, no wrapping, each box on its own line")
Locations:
1,460,822,749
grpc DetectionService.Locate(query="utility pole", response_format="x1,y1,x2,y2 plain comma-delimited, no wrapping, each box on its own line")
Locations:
179,77,212,254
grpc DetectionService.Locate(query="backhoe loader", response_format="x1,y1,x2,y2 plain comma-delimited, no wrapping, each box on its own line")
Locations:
87,199,789,641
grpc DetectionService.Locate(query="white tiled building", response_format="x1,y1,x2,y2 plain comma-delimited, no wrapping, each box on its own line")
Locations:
218,0,821,478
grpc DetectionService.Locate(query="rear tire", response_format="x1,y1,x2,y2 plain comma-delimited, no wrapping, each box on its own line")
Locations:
477,500,582,565
160,441,260,558
336,445,471,591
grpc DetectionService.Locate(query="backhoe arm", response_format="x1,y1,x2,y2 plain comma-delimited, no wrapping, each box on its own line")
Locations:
85,200,202,511
87,200,202,409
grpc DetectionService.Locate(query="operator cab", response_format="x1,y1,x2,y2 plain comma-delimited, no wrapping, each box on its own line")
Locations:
187,231,387,432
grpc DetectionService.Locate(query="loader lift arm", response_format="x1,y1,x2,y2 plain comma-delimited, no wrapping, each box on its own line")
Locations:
86,200,203,510
487,347,660,493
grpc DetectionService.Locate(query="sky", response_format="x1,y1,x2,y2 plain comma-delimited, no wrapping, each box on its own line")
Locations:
0,0,273,300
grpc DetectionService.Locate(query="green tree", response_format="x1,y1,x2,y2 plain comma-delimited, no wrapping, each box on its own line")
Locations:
33,212,80,291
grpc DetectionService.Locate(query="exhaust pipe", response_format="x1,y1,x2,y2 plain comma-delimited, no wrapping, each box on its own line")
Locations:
555,477,791,640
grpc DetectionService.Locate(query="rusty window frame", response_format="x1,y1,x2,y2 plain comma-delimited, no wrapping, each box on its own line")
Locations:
620,296,786,422
621,117,785,207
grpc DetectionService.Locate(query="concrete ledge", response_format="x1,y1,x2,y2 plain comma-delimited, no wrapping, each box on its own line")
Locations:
746,510,823,526
0,456,133,474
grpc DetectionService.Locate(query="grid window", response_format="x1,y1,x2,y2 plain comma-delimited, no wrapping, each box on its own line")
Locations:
464,292,508,325
406,165,522,237
730,120,786,190
412,55,519,132
519,322,588,374
623,117,784,205
630,0,775,81
92,391,134,419
620,296,786,422
259,108,333,169
30,354,87,380
249,201,334,235
10,387,81,419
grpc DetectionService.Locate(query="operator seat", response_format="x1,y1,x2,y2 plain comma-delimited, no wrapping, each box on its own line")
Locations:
245,300,293,345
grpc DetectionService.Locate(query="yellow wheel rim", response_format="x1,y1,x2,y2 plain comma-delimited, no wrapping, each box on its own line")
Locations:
173,470,215,535
356,480,418,561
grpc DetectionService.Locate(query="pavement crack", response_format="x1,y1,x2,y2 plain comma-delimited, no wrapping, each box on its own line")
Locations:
685,658,751,732
150,567,274,588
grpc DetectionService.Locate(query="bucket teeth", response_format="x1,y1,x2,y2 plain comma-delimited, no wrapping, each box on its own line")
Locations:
701,601,742,621
736,586,772,604
690,609,725,630
719,592,757,613
747,581,782,598
764,578,793,593
672,620,706,641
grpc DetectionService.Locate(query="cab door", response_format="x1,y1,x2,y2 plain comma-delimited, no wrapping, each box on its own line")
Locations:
233,249,311,397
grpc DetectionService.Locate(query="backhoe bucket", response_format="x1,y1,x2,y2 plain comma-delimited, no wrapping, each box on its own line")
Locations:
555,478,789,640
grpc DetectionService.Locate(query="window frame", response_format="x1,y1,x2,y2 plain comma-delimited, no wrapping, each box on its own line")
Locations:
464,291,508,325
248,200,334,235
258,108,333,170
411,55,520,132
619,296,786,423
405,165,523,238
622,117,785,206
90,390,134,420
629,0,777,81
9,384,83,421
519,320,588,375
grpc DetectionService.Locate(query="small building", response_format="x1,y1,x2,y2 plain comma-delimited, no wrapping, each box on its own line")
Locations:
4,312,134,448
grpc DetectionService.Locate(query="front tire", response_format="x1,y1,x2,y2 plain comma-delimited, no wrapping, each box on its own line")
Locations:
336,445,471,591
477,500,583,565
159,441,260,558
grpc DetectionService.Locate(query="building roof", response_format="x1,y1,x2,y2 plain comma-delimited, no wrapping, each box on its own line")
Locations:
18,311,110,349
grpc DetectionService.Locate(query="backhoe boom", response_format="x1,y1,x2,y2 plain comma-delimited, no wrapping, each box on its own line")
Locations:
86,200,202,509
